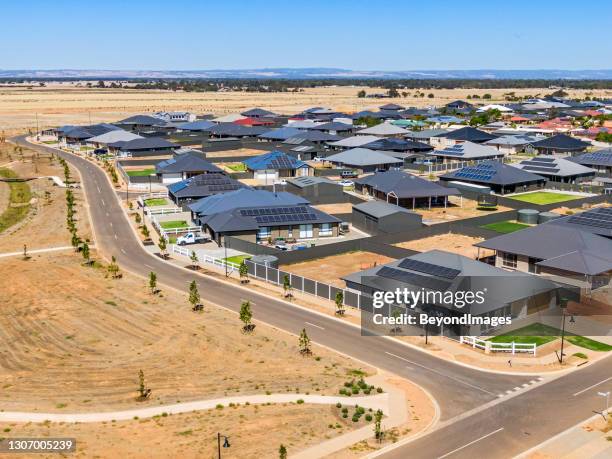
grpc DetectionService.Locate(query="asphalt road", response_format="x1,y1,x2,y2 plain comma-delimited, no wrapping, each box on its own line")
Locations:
16,136,612,458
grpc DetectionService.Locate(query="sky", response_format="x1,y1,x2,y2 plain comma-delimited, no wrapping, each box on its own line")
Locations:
1,0,611,70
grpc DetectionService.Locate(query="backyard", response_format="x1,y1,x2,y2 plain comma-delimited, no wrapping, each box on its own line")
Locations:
480,220,530,234
226,162,247,172
394,233,486,259
508,191,583,205
160,220,189,230
126,168,156,177
144,197,169,207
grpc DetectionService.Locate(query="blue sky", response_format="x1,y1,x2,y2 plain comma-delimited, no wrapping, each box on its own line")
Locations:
2,0,611,70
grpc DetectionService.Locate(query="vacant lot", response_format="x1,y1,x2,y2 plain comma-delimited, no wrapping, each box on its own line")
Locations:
284,251,393,287
416,196,510,223
1,85,609,130
313,203,354,214
205,148,266,159
508,191,583,205
0,403,352,459
394,233,485,259
481,221,530,234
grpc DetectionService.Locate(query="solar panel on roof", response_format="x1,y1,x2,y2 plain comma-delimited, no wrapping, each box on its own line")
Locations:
522,165,560,173
377,266,451,291
398,259,461,279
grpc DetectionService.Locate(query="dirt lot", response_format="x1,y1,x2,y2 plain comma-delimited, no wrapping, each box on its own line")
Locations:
394,233,487,259
0,403,353,459
283,251,394,287
205,148,267,158
1,84,609,130
313,203,354,214
416,196,511,223
0,142,91,251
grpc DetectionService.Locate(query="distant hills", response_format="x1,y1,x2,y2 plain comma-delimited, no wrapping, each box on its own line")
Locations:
1,68,611,80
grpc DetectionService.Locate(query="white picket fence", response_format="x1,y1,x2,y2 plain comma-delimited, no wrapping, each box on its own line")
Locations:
171,245,241,274
460,336,536,356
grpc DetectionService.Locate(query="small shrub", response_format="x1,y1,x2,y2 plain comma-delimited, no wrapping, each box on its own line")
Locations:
376,387,383,393
351,387,359,394
341,407,348,414
215,404,224,410
342,413,348,418
336,403,342,408
365,414,373,422
339,388,346,395
296,399,304,404
352,415,359,422
573,352,588,359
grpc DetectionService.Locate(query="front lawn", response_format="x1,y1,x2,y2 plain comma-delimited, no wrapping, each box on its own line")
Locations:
223,255,251,265
227,163,247,172
144,198,167,207
126,168,156,177
481,221,530,234
566,335,612,352
508,191,582,205
160,220,189,230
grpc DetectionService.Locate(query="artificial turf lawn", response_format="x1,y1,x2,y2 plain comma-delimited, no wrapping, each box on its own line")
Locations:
508,191,582,205
144,198,167,206
227,163,247,172
481,221,530,234
489,322,612,351
223,255,252,265
126,168,156,177
160,220,189,230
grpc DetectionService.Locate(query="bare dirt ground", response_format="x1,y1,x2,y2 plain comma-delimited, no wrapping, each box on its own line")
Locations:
1,85,609,130
313,203,354,214
416,196,511,223
0,404,353,459
0,181,8,215
204,148,267,158
394,233,486,259
283,251,393,287
0,142,91,251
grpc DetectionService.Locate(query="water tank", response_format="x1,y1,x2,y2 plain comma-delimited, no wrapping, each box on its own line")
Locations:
250,254,279,268
517,209,539,224
538,211,561,224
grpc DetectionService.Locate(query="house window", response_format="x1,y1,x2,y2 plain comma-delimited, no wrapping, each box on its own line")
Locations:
319,223,332,236
299,224,313,238
258,227,271,239
287,227,293,238
501,252,517,269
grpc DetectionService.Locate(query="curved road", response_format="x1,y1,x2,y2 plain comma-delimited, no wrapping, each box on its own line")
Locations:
16,136,612,459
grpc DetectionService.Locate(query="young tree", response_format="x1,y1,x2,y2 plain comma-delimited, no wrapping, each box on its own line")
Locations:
283,274,292,298
148,271,158,294
357,89,366,98
158,236,167,258
81,242,90,264
335,291,345,315
239,260,249,283
240,300,254,332
71,231,80,250
22,244,28,260
107,255,121,278
374,409,384,442
138,369,151,399
279,444,287,459
189,280,201,311
190,250,199,270
141,225,150,239
299,328,311,355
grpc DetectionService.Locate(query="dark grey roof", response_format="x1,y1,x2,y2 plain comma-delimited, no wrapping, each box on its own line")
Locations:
569,148,612,168
440,161,545,186
552,206,612,239
283,130,341,143
241,108,276,117
176,120,215,131
120,137,180,151
356,170,459,199
168,173,248,199
405,128,449,140
363,138,432,152
529,134,591,151
309,121,353,132
436,126,495,143
379,103,405,111
208,123,268,137
287,176,340,189
258,127,303,141
189,189,309,215
324,148,404,167
63,123,120,139
156,154,222,174
515,156,595,178
116,115,162,126
353,201,418,218
429,142,504,160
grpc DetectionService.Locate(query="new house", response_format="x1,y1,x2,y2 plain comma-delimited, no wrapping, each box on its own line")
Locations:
570,148,612,175
284,176,346,204
528,134,591,155
427,141,505,164
243,150,310,183
356,122,409,137
168,173,248,205
188,189,340,245
324,148,404,173
155,153,223,184
118,137,180,157
352,201,423,234
514,156,596,183
484,134,546,156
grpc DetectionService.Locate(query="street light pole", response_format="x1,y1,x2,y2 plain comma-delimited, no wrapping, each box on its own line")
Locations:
217,433,230,458
224,237,228,277
559,311,567,364
598,391,610,418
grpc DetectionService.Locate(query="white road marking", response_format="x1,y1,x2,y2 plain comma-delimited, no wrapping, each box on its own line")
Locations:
120,248,126,254
101,199,105,206
438,428,504,459
305,322,325,330
573,376,612,396
384,352,495,395
114,234,118,240
109,222,113,227
513,386,521,391
522,383,529,388
97,185,101,193
144,264,154,269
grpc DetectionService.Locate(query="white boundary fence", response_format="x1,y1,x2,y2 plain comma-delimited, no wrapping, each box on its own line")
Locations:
459,336,536,356
172,245,241,274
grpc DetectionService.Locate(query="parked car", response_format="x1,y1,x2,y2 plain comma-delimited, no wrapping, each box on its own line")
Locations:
93,148,108,156
340,170,358,178
274,240,288,250
312,156,325,162
177,233,209,246
338,179,354,187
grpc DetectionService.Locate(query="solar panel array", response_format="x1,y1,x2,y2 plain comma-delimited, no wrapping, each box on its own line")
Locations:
439,144,465,156
240,206,308,217
207,184,242,192
567,207,612,230
377,266,451,291
577,151,612,165
454,162,496,181
398,259,461,279
520,157,560,174
254,213,317,224
270,156,299,168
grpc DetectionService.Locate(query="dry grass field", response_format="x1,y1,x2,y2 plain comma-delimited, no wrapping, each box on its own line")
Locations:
283,251,394,287
394,233,487,259
1,84,609,130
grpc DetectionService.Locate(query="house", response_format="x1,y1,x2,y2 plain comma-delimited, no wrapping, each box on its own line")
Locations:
155,153,223,184
59,123,121,147
356,122,409,137
484,134,546,156
241,108,277,118
477,104,513,113
188,189,340,245
427,141,505,164
86,130,143,150
434,126,496,146
425,115,463,126
327,135,382,150
528,134,591,155
258,127,304,141
175,120,216,132
212,114,247,123
514,156,596,183
439,161,546,195
570,148,612,175
342,250,558,336
362,138,433,166
115,115,167,132
208,123,268,138
405,128,449,147
309,121,354,135
355,170,459,209
233,117,275,127
284,176,345,204
445,100,474,111
243,150,310,183
379,103,405,111
324,148,404,173
475,208,612,289
118,137,181,157
352,201,422,234
167,173,248,205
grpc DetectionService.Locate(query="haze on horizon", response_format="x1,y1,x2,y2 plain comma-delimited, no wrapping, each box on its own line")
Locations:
2,0,611,71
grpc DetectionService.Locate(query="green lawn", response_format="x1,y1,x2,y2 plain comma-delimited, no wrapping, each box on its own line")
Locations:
160,220,189,230
227,163,247,172
489,323,612,351
144,198,167,207
0,169,32,233
481,221,530,234
223,255,252,265
508,191,582,205
126,168,156,177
